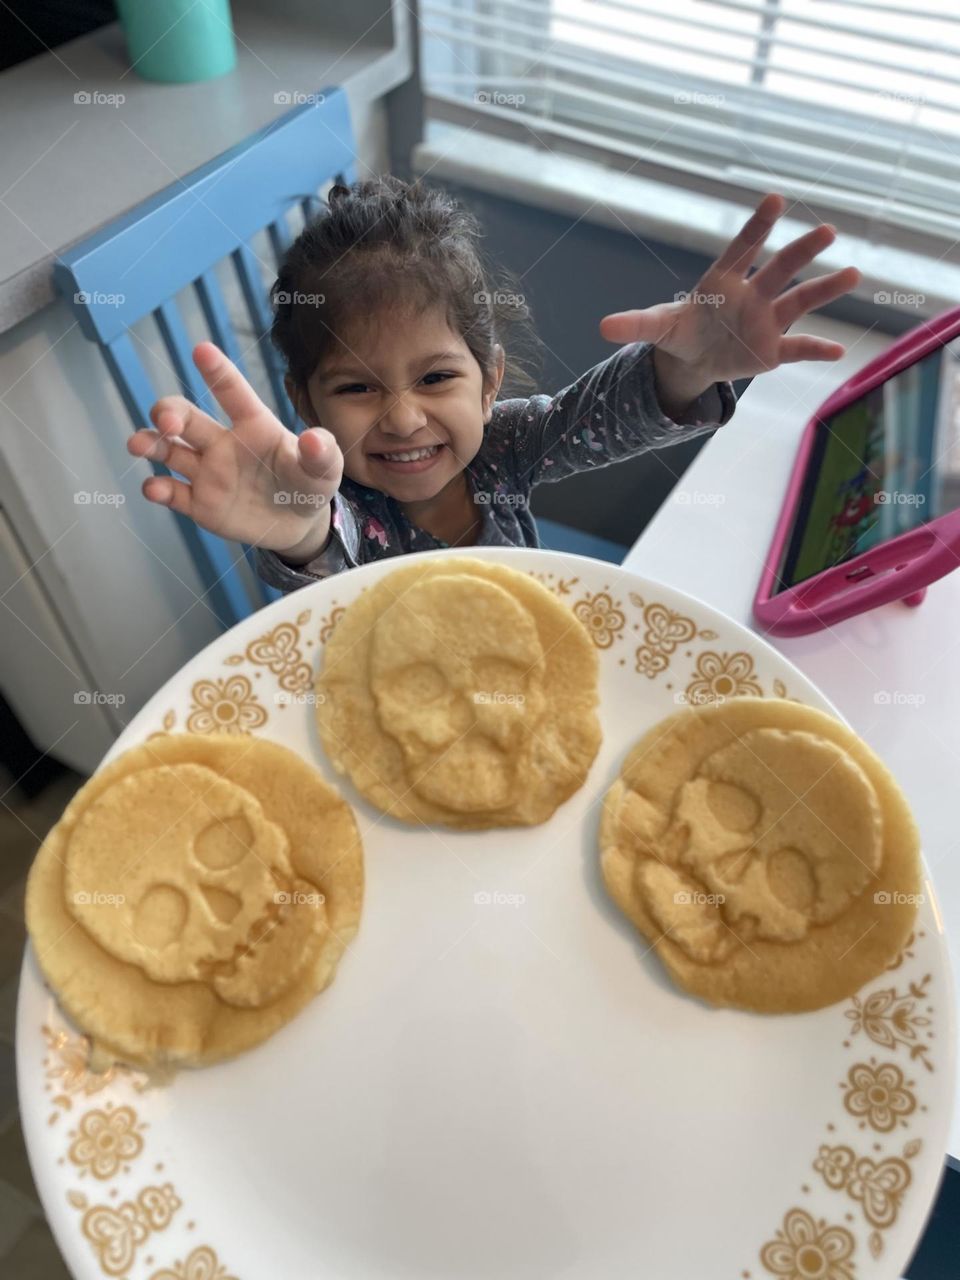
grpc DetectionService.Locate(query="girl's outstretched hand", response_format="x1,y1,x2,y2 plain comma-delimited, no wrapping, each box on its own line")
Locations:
598,193,862,384
127,342,342,563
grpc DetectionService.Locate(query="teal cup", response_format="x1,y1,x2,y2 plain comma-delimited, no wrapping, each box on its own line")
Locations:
115,0,237,84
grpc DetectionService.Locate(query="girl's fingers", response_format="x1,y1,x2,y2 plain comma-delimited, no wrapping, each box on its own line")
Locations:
142,474,193,516
778,334,847,364
750,223,838,300
149,395,221,450
192,341,268,426
773,266,862,330
128,431,201,480
711,192,786,278
599,303,680,346
297,428,343,484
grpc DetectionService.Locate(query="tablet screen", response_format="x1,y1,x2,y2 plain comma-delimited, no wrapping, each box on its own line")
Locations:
775,335,960,593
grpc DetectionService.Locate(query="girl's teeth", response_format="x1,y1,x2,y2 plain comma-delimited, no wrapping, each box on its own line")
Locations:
380,445,440,462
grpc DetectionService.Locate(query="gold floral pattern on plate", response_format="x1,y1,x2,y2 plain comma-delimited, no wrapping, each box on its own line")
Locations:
813,1138,920,1242
629,594,700,678
41,1025,148,1125
759,1207,855,1280
185,676,268,735
844,975,935,1072
528,570,580,597
70,1183,181,1276
572,590,626,649
226,616,313,693
150,1244,240,1280
841,1060,917,1132
67,1103,146,1179
683,650,764,705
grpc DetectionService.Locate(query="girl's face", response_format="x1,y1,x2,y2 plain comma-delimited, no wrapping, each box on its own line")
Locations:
293,306,504,501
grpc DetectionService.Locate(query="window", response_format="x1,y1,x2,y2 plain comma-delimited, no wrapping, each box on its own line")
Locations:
420,0,960,244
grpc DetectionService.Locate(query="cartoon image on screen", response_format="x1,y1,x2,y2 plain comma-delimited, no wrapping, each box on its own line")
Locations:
776,337,960,593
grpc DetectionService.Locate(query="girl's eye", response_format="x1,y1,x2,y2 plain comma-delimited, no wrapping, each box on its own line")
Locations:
334,372,455,394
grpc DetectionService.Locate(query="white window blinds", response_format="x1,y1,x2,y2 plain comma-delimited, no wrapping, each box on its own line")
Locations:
420,0,960,245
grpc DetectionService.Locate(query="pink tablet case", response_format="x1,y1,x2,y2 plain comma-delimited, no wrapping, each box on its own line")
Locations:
753,305,960,637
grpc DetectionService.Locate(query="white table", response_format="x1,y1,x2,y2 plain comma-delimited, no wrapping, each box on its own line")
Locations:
623,314,960,1160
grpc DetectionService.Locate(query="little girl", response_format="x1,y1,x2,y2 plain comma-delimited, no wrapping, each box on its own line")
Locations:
127,178,860,593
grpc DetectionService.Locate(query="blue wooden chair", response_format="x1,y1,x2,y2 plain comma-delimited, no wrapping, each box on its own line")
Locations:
53,91,357,629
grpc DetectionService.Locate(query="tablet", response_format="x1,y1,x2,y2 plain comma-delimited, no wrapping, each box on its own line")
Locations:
753,305,960,636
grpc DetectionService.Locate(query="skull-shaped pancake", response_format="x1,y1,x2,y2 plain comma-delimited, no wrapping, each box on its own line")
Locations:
316,557,602,828
600,697,922,1012
26,734,364,1070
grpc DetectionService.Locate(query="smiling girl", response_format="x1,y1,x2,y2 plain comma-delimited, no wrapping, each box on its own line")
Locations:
127,178,860,592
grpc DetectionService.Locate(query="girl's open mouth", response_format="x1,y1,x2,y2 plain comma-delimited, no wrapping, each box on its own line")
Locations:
370,443,445,474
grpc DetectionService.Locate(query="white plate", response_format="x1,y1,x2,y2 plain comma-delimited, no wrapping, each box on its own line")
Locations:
17,547,955,1280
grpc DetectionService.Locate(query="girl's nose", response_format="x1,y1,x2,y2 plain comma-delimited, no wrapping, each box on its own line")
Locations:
380,391,428,437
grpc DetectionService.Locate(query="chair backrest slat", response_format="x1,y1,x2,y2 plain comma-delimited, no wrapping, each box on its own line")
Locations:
193,270,251,381
154,298,218,414
231,242,296,430
52,92,357,628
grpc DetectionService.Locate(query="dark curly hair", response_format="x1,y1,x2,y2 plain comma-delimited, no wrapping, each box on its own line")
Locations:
269,175,543,419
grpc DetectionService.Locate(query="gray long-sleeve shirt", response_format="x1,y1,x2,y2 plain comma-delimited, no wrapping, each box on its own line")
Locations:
254,340,737,592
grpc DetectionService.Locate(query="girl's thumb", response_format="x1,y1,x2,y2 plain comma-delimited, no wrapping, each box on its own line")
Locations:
297,428,341,481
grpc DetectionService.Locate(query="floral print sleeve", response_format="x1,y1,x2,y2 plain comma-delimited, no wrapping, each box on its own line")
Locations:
509,340,736,489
